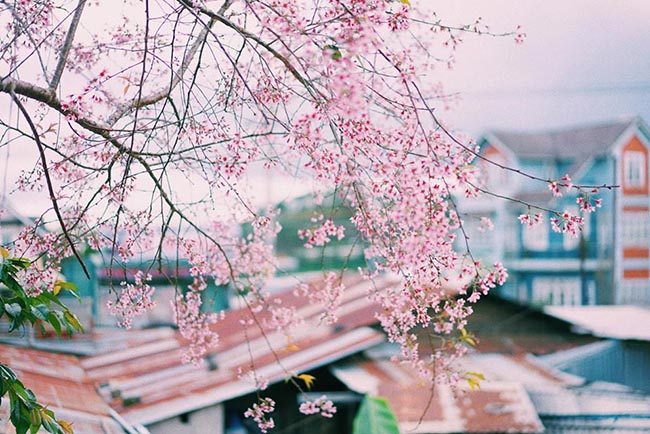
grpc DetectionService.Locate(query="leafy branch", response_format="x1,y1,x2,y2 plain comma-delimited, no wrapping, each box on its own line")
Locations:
0,247,82,434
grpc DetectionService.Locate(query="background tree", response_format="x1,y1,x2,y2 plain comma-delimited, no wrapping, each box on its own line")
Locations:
0,0,599,431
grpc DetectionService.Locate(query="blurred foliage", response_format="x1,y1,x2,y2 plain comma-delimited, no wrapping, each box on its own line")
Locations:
275,194,366,272
352,395,399,434
0,247,81,434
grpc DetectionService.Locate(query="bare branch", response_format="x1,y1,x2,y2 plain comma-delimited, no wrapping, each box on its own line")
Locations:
105,16,216,126
179,0,321,100
49,0,87,91
0,75,236,278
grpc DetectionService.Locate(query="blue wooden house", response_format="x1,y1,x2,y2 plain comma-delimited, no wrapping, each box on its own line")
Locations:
465,117,650,306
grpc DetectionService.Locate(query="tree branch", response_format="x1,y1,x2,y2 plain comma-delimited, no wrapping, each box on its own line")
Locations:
105,16,216,126
10,90,90,279
49,0,87,91
0,76,235,278
178,0,320,100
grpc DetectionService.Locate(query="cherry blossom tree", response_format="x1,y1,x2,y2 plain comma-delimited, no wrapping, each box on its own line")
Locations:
0,0,603,431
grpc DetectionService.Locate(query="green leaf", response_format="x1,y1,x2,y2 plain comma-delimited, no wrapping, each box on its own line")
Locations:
29,408,42,430
63,310,83,333
10,394,30,434
296,374,316,390
53,281,80,300
5,303,22,318
352,395,400,434
466,371,486,381
31,305,49,321
466,371,486,390
38,291,66,308
324,44,342,60
459,328,477,347
46,312,62,336
3,274,27,297
8,257,31,270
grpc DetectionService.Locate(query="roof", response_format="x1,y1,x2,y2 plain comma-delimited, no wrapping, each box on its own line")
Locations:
331,352,545,433
484,118,649,183
544,305,650,341
417,294,599,356
487,118,637,160
0,197,36,228
81,274,399,425
0,344,129,434
460,351,650,431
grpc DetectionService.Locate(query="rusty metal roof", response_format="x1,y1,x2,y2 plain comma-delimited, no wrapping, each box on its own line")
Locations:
81,274,398,425
331,355,545,433
0,344,128,434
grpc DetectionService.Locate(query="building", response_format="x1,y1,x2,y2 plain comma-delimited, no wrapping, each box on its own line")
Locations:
467,117,650,306
542,305,650,394
2,270,650,433
332,347,545,434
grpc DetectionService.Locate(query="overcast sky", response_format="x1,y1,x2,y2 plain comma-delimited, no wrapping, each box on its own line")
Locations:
431,0,650,134
3,1,650,213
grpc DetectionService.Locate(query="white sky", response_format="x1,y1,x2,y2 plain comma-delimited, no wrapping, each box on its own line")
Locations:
431,0,650,134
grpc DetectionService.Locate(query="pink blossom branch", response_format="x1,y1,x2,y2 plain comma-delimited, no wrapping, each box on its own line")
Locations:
409,80,618,191
179,0,320,100
0,76,235,280
9,90,90,279
0,0,49,78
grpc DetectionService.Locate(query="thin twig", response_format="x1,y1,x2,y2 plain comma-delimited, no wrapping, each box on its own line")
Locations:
10,91,90,279
106,13,216,126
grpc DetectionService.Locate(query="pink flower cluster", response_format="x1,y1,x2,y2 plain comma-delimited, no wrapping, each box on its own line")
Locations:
518,212,543,227
298,218,345,248
244,397,276,433
577,195,602,213
107,271,156,329
551,211,584,237
299,395,337,418
172,290,222,366
295,272,345,325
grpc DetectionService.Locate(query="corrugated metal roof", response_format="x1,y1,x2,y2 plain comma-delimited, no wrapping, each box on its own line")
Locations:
0,344,128,434
331,356,544,433
81,275,398,425
544,305,650,341
459,351,650,426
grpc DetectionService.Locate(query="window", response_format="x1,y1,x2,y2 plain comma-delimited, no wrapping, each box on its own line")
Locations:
624,151,645,188
532,277,581,305
621,212,650,246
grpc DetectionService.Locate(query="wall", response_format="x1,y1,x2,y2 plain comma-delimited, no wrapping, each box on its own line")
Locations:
541,339,650,393
147,404,224,434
